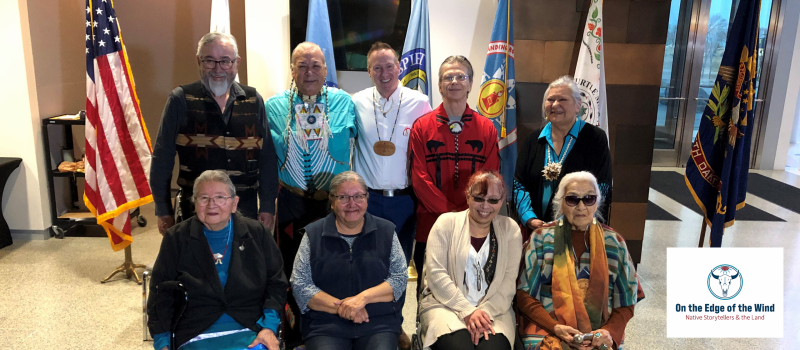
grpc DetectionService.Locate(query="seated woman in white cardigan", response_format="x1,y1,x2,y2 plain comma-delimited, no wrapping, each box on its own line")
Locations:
417,170,523,350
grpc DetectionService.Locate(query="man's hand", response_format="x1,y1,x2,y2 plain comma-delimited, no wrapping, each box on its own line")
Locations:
526,219,544,230
158,215,176,235
258,212,275,231
248,328,279,350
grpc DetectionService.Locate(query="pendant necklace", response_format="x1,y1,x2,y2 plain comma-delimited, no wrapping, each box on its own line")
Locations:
209,220,232,265
372,87,403,156
543,137,574,181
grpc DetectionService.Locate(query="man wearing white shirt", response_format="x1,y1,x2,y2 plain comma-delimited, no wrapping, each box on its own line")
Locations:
353,42,432,265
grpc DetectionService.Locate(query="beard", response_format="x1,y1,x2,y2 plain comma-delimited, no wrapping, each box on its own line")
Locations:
201,71,234,97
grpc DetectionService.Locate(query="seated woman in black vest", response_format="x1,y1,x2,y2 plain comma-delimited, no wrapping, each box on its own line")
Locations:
290,171,408,350
147,170,288,350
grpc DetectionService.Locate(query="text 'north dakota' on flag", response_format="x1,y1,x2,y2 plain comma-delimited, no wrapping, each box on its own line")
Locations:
85,0,153,251
478,0,516,198
685,0,761,247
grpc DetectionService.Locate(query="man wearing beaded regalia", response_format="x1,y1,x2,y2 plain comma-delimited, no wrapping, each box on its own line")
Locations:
264,42,357,343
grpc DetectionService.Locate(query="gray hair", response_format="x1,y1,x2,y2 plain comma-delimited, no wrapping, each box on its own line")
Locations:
197,32,239,58
291,42,326,69
438,55,474,82
329,171,367,195
551,171,604,222
542,75,582,120
192,170,236,202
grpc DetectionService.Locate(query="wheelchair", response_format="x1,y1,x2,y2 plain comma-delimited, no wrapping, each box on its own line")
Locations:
142,270,285,350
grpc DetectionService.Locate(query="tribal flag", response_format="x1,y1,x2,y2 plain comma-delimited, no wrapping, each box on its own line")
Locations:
477,0,516,198
574,0,609,137
85,0,153,251
685,0,761,247
307,0,338,87
399,0,431,101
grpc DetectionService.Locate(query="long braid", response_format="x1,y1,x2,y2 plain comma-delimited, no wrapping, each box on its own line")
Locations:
283,79,296,147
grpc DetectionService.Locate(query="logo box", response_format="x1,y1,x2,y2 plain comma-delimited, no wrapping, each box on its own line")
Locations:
666,248,783,338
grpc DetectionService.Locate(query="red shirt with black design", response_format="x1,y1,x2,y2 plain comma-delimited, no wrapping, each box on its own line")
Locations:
409,103,500,242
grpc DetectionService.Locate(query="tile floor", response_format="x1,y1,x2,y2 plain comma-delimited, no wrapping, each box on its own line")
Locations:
1,168,798,349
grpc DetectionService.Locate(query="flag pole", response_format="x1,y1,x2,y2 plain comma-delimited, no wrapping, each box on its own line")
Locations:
500,0,511,138
101,244,147,284
697,221,707,247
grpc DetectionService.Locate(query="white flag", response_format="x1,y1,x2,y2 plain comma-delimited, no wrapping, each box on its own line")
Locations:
574,0,609,140
209,0,238,82
210,0,230,34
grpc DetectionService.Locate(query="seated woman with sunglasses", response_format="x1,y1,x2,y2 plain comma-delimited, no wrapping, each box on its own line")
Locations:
290,171,408,350
418,170,522,350
517,171,644,350
147,170,288,350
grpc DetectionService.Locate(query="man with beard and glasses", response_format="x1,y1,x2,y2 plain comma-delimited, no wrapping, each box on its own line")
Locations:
265,41,356,347
151,32,278,235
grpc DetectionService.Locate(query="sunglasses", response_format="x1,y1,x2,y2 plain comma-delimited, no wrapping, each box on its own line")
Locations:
472,195,502,205
564,195,597,207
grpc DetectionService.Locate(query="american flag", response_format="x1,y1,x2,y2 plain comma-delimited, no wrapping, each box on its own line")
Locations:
85,0,153,251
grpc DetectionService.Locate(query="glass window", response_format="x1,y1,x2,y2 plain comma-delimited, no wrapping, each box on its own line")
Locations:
655,0,692,149
290,0,412,71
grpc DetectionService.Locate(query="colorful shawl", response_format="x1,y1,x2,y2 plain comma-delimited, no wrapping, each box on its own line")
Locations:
517,219,642,350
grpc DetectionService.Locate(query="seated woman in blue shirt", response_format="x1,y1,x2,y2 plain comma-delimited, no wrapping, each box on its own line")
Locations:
291,171,408,350
147,170,288,350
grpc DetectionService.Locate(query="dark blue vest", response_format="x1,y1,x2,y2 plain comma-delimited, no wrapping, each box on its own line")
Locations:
301,212,403,339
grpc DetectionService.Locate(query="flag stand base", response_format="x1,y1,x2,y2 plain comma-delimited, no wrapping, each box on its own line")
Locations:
101,245,146,284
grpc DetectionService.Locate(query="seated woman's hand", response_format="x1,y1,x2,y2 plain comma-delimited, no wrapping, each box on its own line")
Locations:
588,329,613,350
352,308,370,324
463,309,495,345
553,324,588,349
335,294,367,321
248,328,279,350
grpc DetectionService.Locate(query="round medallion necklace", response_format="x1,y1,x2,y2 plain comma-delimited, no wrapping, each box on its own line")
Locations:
372,87,403,157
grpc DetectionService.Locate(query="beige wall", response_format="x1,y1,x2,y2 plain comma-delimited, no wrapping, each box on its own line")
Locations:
0,0,50,235
15,0,250,228
26,0,249,156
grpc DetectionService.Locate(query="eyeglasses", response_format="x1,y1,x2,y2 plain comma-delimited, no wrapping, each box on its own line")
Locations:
441,74,469,83
471,195,502,205
201,59,235,69
564,195,598,207
332,193,368,203
196,195,233,206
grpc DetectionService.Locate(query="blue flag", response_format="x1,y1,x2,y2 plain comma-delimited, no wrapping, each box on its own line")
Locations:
685,0,761,247
399,0,431,100
478,0,516,198
306,0,338,87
